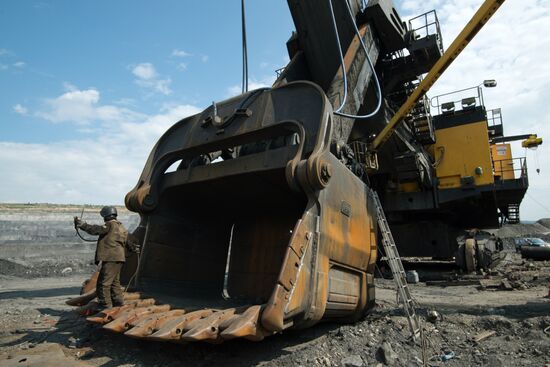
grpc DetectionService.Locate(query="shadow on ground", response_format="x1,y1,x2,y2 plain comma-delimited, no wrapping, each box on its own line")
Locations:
1,306,344,367
0,287,82,300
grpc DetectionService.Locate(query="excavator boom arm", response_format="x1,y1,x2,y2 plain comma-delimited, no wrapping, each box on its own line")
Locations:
371,0,506,151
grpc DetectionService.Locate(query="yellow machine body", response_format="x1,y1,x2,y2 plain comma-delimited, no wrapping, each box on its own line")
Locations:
433,120,495,189
491,143,515,180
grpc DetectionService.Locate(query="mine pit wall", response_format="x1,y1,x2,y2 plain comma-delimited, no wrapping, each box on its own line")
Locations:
0,206,139,276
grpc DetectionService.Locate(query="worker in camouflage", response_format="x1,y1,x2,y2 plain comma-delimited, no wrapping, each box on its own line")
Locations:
74,206,131,309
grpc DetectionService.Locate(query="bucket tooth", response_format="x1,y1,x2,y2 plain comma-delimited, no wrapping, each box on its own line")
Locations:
76,300,99,316
86,305,128,324
85,298,155,324
102,309,146,333
124,310,186,338
123,292,141,301
125,305,171,328
128,298,156,307
181,308,237,342
103,305,170,333
220,305,266,341
146,315,189,341
217,314,240,330
154,310,187,329
92,306,136,329
148,309,215,341
66,290,96,307
86,302,144,324
180,318,203,333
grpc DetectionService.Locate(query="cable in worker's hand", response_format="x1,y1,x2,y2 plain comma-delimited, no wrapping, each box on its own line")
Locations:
73,213,96,242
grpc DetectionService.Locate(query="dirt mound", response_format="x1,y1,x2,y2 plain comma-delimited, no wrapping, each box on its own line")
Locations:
536,218,550,229
0,259,29,278
0,258,95,278
496,222,550,238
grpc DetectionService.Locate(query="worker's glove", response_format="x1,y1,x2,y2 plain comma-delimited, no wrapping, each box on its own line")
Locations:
126,234,141,254
73,216,83,228
127,243,141,254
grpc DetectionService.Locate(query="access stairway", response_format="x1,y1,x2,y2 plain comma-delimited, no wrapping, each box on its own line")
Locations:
507,203,520,224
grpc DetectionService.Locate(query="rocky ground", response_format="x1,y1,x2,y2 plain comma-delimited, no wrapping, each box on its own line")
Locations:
0,205,549,366
0,204,139,279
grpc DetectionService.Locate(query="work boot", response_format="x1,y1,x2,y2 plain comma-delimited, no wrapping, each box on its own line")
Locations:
97,302,113,310
113,300,125,307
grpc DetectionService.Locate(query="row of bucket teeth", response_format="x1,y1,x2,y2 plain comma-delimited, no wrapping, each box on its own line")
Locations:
84,292,268,343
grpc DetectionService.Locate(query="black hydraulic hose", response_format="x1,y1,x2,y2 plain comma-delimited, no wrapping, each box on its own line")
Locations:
75,227,96,242
74,206,96,242
241,0,248,93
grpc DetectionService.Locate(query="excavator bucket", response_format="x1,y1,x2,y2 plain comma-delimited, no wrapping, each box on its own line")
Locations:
69,82,378,343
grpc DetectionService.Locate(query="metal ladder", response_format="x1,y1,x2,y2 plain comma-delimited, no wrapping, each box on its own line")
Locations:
507,203,520,224
372,191,422,340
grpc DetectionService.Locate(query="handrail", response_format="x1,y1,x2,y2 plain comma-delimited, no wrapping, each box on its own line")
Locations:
493,157,527,181
371,0,506,151
408,10,444,53
486,108,502,127
430,85,485,115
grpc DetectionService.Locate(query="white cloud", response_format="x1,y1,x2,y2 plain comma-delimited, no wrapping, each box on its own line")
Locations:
177,62,188,71
135,78,172,95
132,62,157,80
36,88,100,123
12,104,28,115
113,98,137,107
172,49,192,57
0,64,7,71
13,61,25,68
131,62,172,95
36,86,144,125
0,48,12,56
63,82,78,92
0,87,202,204
226,76,276,97
201,55,209,63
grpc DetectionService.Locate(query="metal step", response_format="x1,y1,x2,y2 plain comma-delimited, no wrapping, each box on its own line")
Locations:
507,203,520,224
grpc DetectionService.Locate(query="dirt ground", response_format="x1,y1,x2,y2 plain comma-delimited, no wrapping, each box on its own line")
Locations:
1,254,549,367
1,206,549,366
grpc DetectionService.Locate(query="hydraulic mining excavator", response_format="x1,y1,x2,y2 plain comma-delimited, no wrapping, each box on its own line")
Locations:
68,0,540,343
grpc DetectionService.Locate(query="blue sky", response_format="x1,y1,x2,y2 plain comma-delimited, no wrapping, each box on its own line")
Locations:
1,0,550,220
0,1,293,142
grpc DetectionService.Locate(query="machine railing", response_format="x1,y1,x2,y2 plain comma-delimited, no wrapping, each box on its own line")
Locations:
486,108,503,137
408,10,444,54
493,157,527,181
431,86,485,115
487,108,502,127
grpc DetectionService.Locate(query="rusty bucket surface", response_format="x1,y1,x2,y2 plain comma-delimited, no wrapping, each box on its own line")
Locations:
70,83,377,343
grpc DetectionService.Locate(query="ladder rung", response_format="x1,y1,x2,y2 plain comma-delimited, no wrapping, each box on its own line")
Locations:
372,190,420,340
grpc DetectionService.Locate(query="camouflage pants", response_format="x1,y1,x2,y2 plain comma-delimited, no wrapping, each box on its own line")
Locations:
97,261,124,308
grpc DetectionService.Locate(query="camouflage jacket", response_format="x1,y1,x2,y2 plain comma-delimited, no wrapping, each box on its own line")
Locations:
79,220,128,263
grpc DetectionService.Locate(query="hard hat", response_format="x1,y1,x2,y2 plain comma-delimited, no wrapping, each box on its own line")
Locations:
100,206,118,219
